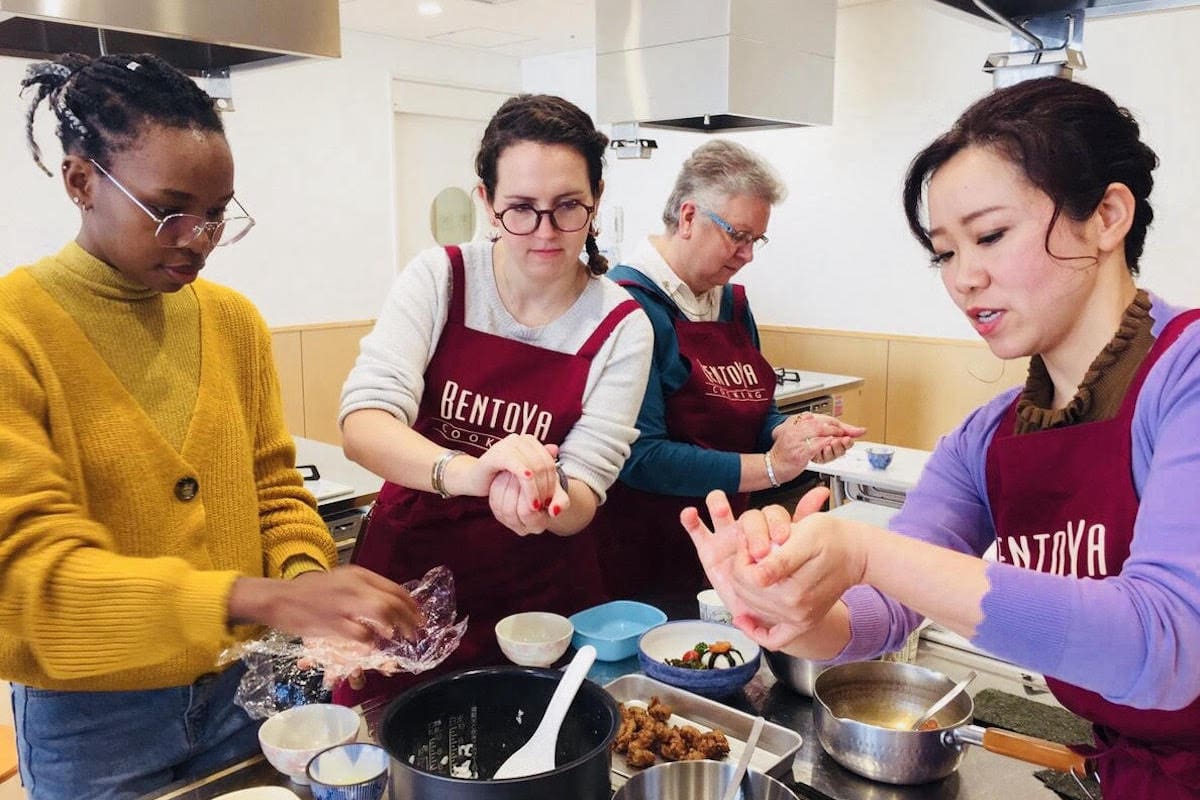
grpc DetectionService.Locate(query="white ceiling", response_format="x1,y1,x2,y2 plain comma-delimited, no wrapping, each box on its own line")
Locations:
339,0,878,59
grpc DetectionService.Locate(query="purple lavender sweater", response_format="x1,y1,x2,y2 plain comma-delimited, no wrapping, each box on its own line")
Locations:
841,294,1200,710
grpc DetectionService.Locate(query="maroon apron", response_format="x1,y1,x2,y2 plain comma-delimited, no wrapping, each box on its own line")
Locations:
336,246,638,707
985,309,1200,798
596,281,775,599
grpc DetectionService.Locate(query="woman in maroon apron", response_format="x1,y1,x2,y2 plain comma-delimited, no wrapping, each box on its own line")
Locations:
334,95,652,706
683,80,1200,797
593,140,864,599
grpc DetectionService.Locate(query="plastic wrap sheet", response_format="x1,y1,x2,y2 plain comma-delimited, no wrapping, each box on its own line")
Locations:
219,565,468,719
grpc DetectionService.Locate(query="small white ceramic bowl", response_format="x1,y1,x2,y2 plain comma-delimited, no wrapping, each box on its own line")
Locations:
257,703,361,784
696,589,732,625
494,611,574,667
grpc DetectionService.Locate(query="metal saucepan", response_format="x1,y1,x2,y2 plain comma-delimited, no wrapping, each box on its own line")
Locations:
813,660,1092,785
764,649,826,697
612,759,800,800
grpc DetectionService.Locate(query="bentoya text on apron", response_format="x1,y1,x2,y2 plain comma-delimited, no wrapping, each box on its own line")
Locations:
337,245,638,706
597,272,774,599
985,309,1200,799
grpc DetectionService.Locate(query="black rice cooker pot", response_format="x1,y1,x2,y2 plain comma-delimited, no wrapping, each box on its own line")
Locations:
379,665,619,800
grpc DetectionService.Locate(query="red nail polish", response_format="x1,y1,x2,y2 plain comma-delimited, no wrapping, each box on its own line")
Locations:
544,497,552,508
524,470,533,478
532,498,541,510
551,505,561,516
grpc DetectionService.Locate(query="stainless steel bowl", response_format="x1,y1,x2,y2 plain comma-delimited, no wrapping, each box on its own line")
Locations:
763,649,828,697
612,760,799,800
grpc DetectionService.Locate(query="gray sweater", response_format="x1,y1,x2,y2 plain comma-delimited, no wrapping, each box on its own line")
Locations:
340,241,653,502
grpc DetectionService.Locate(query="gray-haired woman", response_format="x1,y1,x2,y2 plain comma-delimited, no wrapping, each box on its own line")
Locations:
592,140,863,599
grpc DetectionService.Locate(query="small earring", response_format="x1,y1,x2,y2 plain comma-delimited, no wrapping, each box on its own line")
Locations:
72,196,81,205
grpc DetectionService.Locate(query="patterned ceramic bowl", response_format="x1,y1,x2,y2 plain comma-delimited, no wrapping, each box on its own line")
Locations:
867,447,895,469
306,742,390,800
637,620,761,699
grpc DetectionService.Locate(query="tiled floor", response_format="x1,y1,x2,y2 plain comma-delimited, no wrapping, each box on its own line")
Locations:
0,683,25,799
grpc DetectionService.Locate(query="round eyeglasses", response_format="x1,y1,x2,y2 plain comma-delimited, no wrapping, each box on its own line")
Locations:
89,159,255,248
492,200,594,236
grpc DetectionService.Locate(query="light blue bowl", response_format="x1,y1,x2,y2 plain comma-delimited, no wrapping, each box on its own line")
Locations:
306,742,390,800
569,601,667,661
637,620,761,699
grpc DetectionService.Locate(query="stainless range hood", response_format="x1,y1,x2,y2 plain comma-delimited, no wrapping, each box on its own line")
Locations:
935,0,1200,20
933,0,1200,86
596,0,836,132
0,0,341,71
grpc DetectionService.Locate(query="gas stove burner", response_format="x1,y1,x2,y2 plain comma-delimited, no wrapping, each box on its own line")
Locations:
775,368,801,385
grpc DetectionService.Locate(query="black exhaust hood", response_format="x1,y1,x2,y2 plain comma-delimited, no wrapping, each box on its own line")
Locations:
0,1,340,72
935,0,1200,21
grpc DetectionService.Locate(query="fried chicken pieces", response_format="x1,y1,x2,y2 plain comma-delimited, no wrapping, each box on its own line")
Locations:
614,697,731,768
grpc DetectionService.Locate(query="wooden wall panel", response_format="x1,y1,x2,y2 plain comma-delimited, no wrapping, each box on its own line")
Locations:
270,331,305,437
885,340,1028,450
760,326,889,439
299,323,374,445
275,319,1029,454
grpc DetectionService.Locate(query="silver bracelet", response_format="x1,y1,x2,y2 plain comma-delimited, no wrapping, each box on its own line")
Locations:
431,449,465,499
764,451,780,488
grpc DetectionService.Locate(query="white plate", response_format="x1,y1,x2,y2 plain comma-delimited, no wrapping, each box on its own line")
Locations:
213,788,300,800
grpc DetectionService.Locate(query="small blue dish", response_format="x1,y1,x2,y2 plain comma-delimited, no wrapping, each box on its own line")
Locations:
569,600,667,662
638,620,761,699
867,446,895,470
306,742,390,800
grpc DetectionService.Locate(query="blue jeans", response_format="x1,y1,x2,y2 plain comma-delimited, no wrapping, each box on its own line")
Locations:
12,665,261,800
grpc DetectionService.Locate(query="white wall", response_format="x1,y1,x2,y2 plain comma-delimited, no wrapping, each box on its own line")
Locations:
5,4,1199,337
525,0,1200,340
0,30,522,326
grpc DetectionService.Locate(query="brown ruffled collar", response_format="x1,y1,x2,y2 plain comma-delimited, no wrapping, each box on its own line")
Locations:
1016,290,1153,431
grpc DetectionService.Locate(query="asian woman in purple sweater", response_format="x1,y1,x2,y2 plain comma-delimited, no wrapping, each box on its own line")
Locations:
684,78,1200,798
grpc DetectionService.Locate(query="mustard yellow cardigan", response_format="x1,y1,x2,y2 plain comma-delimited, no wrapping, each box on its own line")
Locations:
0,246,336,691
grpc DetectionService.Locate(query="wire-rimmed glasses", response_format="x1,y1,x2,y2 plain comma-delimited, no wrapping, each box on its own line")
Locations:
89,159,255,248
492,200,595,235
702,208,769,251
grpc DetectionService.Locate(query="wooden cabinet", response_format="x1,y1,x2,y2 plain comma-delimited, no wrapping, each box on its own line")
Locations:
270,321,374,445
760,325,1028,451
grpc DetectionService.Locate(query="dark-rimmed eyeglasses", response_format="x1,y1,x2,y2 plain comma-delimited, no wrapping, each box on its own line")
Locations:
702,208,769,251
89,159,255,248
492,200,594,236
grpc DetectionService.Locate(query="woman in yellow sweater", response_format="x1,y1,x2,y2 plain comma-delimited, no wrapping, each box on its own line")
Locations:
0,53,419,799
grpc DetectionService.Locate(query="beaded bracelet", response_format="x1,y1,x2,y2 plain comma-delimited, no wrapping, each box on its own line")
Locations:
431,449,465,499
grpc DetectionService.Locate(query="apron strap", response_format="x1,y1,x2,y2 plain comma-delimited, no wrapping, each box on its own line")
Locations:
616,274,687,322
444,245,466,326
1118,308,1200,414
576,299,641,360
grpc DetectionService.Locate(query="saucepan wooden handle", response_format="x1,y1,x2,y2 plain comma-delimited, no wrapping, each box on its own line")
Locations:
981,728,1092,775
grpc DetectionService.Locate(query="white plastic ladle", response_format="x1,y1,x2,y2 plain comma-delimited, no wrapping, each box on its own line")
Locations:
492,645,598,780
